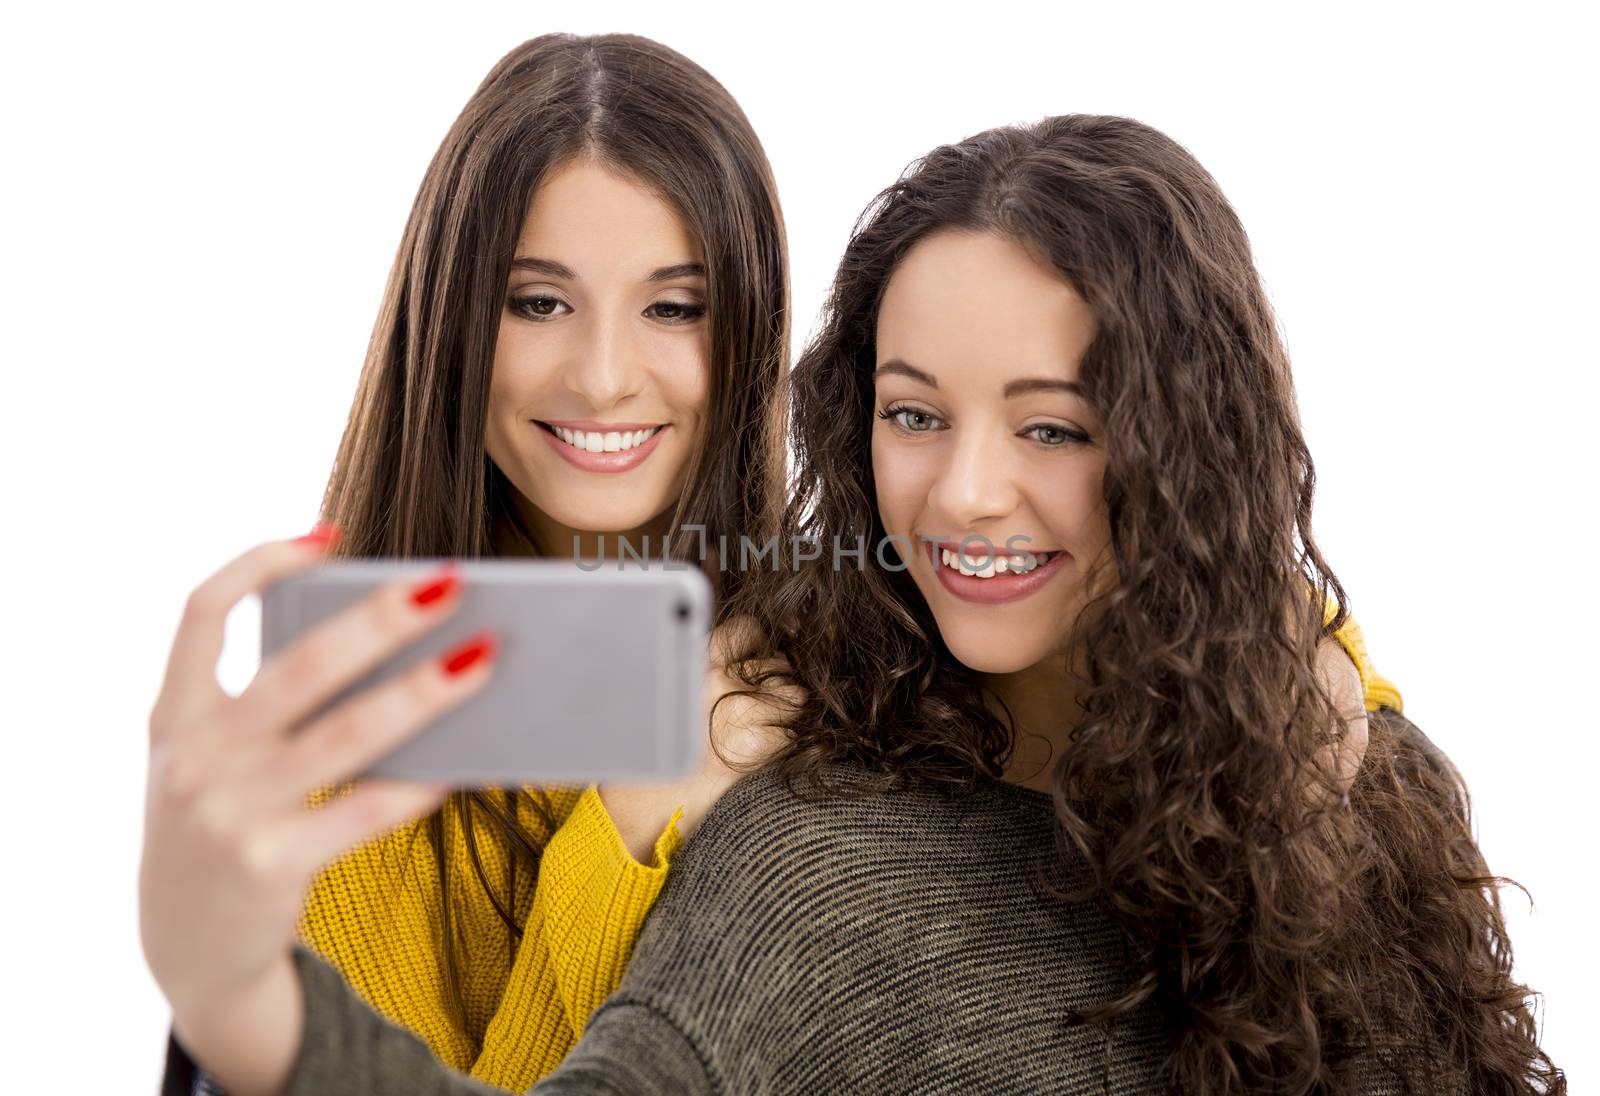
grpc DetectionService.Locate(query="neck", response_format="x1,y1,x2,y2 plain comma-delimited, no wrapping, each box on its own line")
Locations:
492,492,677,562
982,653,1087,795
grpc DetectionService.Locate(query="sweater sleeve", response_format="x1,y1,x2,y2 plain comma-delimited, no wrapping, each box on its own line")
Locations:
159,946,710,1096
528,1002,713,1094
1323,595,1405,713
157,945,509,1096
470,785,685,1088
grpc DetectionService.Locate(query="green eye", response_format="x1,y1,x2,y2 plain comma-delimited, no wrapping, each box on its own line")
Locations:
877,405,944,433
1025,423,1089,447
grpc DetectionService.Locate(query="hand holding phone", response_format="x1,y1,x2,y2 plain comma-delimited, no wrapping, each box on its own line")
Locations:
261,557,711,785
139,527,495,1071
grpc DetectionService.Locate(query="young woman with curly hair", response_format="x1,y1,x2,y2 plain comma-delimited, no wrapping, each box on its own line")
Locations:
731,113,1560,1092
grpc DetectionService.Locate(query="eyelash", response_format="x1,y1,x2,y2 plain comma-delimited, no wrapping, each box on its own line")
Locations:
508,296,708,324
876,403,1089,448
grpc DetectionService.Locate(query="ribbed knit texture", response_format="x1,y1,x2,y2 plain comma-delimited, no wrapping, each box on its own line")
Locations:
166,746,1434,1094
1328,596,1405,713
542,755,1421,1094
563,764,1175,1093
294,782,683,1093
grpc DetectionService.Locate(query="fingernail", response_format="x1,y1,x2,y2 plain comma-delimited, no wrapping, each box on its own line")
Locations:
292,521,342,550
409,562,462,608
440,632,497,676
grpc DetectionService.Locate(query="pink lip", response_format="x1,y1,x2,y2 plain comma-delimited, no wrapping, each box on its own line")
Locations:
542,419,664,432
535,421,669,474
924,539,1070,605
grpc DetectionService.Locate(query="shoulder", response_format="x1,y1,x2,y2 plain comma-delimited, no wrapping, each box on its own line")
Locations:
593,765,1136,1091
1368,706,1470,822
624,761,1064,958
1371,707,1459,779
687,762,1053,864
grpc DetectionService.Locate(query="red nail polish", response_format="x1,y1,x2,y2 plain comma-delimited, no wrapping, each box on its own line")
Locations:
440,633,497,676
292,521,342,550
409,563,462,608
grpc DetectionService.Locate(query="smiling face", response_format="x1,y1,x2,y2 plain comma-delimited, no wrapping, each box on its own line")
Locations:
485,156,711,554
871,229,1112,675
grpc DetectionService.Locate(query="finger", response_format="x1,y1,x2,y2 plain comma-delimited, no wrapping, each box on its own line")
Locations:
151,528,340,741
277,778,453,881
254,631,498,810
231,559,465,742
1332,708,1369,792
1310,640,1369,801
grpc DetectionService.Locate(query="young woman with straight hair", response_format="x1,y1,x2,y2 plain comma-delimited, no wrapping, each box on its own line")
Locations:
141,31,797,1095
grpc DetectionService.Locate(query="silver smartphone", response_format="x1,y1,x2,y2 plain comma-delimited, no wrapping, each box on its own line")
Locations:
261,559,711,785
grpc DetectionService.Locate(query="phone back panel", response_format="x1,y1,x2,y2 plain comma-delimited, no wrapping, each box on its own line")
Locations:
261,559,710,785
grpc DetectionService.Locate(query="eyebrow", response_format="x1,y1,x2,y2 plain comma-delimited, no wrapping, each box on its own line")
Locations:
873,358,1086,399
510,257,576,279
509,256,707,283
1002,377,1087,399
646,262,707,283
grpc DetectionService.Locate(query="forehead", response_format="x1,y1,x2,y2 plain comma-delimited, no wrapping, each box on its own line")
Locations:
876,230,1095,380
515,157,702,272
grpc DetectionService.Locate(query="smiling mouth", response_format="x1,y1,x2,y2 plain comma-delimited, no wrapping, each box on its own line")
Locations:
536,421,666,454
932,542,1061,579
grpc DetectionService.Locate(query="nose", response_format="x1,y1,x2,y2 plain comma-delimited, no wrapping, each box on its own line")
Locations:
560,307,646,410
926,421,1021,535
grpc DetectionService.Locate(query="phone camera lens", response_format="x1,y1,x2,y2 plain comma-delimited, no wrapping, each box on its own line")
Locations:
675,601,691,621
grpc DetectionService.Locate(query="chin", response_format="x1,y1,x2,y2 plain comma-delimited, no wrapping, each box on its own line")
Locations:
538,500,669,537
949,648,1039,674
935,617,1055,675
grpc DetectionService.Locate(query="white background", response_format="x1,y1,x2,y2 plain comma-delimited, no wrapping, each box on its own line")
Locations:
3,1,1593,1090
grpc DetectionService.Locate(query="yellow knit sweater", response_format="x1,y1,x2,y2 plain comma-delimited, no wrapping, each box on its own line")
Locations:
296,785,683,1093
1326,595,1404,713
297,607,1399,1094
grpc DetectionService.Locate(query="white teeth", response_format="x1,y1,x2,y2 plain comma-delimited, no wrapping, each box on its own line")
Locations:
938,546,1049,579
551,425,659,453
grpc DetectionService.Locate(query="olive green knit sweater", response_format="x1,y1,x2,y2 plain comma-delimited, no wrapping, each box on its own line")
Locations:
166,749,1437,1094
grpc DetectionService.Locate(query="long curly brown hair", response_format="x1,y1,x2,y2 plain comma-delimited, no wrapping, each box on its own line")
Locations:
731,115,1562,1093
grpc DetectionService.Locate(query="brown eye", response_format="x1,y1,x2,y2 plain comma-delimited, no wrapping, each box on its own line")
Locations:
510,295,571,321
646,300,707,323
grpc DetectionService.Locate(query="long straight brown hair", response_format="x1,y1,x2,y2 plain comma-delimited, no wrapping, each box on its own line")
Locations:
314,33,788,1034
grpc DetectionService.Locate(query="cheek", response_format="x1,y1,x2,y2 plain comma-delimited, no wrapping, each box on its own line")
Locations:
870,431,919,534
488,324,557,413
1031,455,1108,548
654,330,712,421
